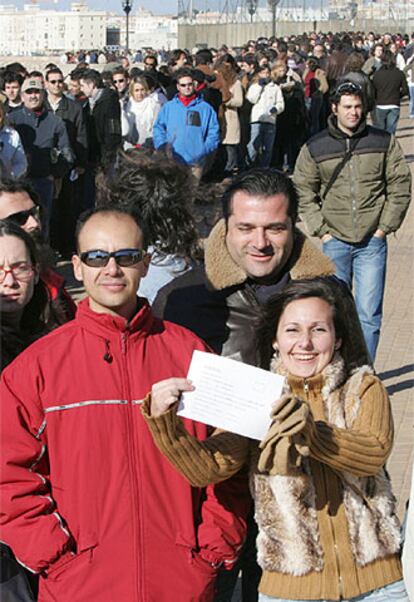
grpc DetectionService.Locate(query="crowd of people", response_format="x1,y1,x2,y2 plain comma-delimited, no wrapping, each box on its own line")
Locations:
0,27,413,602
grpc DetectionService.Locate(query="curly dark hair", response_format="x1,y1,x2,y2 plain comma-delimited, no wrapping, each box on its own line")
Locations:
97,149,200,259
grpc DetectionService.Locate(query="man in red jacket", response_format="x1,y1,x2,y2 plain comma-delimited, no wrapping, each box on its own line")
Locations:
0,206,248,602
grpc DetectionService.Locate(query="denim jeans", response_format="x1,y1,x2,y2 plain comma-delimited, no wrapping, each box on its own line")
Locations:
322,235,387,362
258,578,409,601
247,122,276,168
372,107,400,134
409,84,414,118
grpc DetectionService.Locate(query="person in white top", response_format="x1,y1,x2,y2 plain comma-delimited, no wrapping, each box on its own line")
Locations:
121,76,162,149
246,64,285,168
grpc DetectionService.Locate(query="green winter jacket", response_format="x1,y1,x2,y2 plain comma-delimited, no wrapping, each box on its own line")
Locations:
293,115,411,243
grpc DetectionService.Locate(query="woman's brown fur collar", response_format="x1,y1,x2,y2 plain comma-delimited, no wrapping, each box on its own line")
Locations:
204,219,335,291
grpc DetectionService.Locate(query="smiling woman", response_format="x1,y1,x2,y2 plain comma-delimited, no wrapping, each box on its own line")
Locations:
143,276,408,602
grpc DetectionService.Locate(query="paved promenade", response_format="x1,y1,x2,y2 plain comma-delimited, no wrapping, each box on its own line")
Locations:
377,106,414,519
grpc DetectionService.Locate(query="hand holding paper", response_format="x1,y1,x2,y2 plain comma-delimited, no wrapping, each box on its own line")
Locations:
177,350,285,440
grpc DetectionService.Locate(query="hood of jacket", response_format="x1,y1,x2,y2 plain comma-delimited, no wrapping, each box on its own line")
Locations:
205,218,335,291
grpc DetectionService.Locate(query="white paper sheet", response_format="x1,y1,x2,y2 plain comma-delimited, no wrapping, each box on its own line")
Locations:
177,350,285,440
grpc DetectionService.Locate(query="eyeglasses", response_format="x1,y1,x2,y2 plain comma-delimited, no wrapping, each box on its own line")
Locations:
49,79,64,84
178,82,194,88
79,248,146,268
0,262,35,283
335,82,362,94
5,205,41,227
114,79,125,84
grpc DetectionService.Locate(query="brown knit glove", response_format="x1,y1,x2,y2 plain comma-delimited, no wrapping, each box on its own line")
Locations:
257,395,311,475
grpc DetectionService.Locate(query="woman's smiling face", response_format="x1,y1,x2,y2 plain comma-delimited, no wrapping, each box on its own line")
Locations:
274,296,341,378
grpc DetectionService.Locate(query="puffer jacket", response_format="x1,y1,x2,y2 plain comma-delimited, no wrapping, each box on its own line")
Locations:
0,299,249,602
153,95,220,166
293,115,411,242
246,81,285,124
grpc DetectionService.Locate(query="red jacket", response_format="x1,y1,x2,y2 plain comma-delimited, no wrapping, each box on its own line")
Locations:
0,299,249,602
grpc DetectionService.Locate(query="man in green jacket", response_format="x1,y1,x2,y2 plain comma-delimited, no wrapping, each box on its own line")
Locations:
293,81,411,362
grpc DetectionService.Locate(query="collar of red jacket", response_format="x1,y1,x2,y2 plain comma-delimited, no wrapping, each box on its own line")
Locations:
76,297,155,339
178,92,197,107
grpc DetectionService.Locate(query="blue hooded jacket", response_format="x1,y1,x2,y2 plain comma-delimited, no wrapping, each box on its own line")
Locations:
153,95,220,166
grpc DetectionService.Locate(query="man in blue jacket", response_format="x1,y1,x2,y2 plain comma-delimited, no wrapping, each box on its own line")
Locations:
9,78,74,237
153,67,220,179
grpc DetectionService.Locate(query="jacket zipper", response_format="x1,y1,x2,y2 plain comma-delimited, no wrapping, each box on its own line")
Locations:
120,331,143,602
347,138,358,241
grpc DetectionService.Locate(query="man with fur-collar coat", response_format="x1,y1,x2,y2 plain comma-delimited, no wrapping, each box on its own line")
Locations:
153,168,368,370
152,169,369,602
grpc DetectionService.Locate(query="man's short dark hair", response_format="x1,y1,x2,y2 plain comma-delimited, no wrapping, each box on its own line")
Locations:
2,71,24,88
330,81,363,106
0,177,40,207
195,49,213,66
144,54,158,67
69,68,86,82
5,62,27,76
79,69,103,88
174,67,194,83
112,66,129,78
75,205,148,251
221,168,299,226
45,68,64,81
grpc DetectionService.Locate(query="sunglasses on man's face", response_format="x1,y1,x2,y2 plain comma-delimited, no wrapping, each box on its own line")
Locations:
79,248,146,268
49,79,64,84
114,78,125,84
5,205,41,227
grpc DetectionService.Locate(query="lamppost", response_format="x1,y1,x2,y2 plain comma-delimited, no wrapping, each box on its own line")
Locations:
122,0,133,54
268,0,282,37
247,0,258,23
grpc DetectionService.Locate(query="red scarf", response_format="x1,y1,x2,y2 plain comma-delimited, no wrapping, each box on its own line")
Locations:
178,93,196,107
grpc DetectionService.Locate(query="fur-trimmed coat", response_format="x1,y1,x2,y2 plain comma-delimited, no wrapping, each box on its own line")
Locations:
253,357,402,599
153,219,369,368
143,358,403,601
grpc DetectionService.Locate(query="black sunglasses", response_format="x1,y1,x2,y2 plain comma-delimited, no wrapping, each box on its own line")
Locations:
5,205,41,227
80,248,146,268
49,79,64,84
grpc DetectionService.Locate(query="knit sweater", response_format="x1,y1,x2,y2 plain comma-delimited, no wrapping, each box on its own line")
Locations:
142,364,402,601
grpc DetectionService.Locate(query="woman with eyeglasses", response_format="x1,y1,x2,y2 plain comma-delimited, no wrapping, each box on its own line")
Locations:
0,220,49,601
0,101,27,179
0,220,48,371
143,277,408,602
121,76,162,150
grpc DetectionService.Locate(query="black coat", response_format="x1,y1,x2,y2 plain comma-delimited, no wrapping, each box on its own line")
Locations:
84,87,121,170
46,95,88,167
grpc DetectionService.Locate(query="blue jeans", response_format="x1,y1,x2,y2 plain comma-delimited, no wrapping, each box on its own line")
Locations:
322,235,387,362
372,107,400,134
258,578,409,601
409,84,414,118
247,122,276,168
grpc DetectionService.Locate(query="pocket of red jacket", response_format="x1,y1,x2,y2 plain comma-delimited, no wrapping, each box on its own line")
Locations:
45,542,98,581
